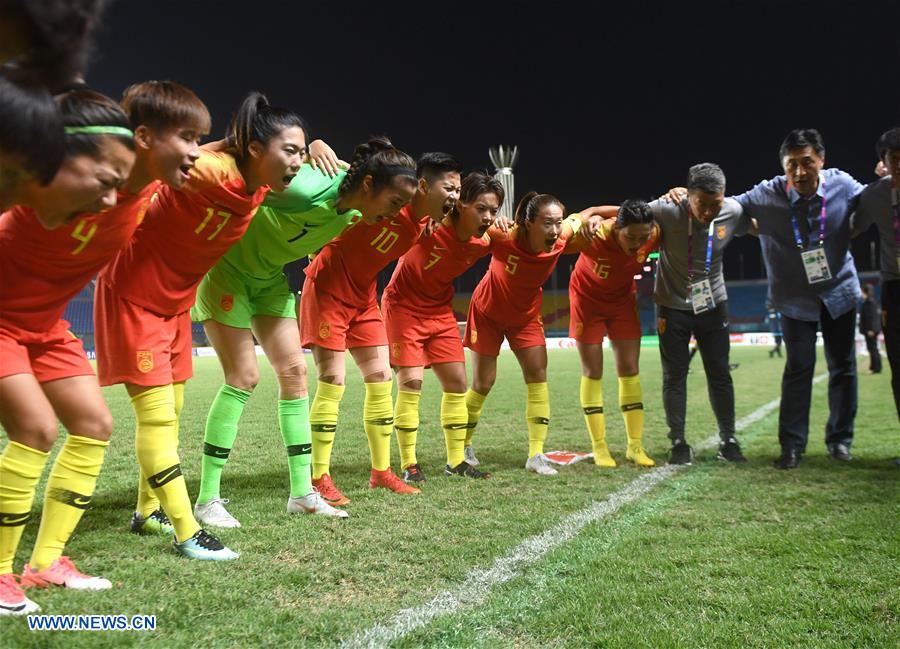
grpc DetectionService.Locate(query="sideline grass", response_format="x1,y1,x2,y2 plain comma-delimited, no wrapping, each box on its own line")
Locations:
1,347,896,647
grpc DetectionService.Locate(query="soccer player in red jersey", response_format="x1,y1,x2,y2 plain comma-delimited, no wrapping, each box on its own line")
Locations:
463,192,585,476
94,92,307,561
382,171,506,481
568,200,658,468
0,89,136,615
300,147,451,504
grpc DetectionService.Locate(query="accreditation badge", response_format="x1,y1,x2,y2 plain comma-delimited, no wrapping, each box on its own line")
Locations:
801,248,831,284
690,280,714,314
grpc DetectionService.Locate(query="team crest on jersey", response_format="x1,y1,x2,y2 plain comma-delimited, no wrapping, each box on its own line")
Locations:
637,253,646,263
318,321,331,339
716,225,727,240
391,342,401,358
137,351,154,373
220,294,234,312
657,318,666,334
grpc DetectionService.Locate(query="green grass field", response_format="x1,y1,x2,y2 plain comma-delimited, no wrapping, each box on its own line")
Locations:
1,346,898,648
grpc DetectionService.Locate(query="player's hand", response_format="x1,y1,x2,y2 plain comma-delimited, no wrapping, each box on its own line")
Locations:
579,215,602,240
494,216,513,232
423,217,440,237
307,140,343,177
875,160,889,178
661,187,688,203
748,217,760,236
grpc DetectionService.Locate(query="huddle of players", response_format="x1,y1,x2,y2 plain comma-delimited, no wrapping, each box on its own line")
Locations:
1,78,898,617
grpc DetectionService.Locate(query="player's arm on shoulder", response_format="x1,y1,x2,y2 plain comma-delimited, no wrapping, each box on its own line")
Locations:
307,139,348,178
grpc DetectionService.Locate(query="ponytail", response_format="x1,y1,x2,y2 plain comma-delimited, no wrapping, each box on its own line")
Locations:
339,136,416,196
514,191,565,228
226,91,306,160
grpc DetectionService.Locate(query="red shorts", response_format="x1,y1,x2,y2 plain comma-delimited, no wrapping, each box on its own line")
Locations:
463,303,545,357
569,293,641,343
298,277,387,351
0,321,93,382
94,280,193,387
382,298,464,367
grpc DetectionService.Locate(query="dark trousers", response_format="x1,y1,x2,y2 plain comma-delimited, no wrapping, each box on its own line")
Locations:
865,335,882,373
779,303,857,453
658,302,735,442
882,280,900,421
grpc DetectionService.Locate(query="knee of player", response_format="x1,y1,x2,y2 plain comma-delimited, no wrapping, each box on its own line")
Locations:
473,375,496,393
400,378,422,392
523,368,547,383
74,408,114,442
275,355,307,383
442,378,467,393
364,369,393,384
618,363,640,377
228,368,260,392
16,422,60,451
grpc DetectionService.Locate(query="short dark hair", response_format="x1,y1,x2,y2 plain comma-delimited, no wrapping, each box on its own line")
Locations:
451,171,504,221
122,80,211,134
687,163,726,195
876,127,900,160
779,128,825,161
0,77,64,184
616,199,654,228
416,152,462,182
57,87,135,159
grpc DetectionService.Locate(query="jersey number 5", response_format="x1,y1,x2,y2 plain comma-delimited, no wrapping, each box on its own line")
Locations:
195,208,233,240
505,254,520,275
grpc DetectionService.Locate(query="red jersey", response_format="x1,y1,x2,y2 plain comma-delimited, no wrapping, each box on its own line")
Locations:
0,181,159,332
570,219,660,303
470,226,575,327
382,222,493,317
100,150,267,315
304,204,426,308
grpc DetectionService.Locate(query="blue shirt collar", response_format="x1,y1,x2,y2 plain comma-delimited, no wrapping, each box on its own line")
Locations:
786,174,826,205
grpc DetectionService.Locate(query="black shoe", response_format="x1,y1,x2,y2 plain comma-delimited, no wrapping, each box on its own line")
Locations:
402,463,427,483
668,439,694,465
828,443,852,462
444,461,491,479
774,449,801,469
717,437,747,462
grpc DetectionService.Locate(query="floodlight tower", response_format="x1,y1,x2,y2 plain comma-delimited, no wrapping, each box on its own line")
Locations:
488,145,518,220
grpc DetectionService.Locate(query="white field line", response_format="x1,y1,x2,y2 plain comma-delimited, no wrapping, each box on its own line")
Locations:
341,373,829,649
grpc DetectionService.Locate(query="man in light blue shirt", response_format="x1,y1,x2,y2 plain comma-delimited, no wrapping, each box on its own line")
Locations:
734,129,864,469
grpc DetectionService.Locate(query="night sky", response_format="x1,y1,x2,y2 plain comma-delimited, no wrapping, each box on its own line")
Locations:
86,1,900,283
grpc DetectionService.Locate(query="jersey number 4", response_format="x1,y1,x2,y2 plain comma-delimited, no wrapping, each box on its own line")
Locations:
70,219,98,255
194,208,233,240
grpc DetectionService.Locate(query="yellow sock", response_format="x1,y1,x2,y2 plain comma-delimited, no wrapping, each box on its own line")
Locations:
526,382,550,457
136,383,182,518
580,376,606,445
30,435,108,571
441,392,468,467
131,385,200,543
364,381,393,471
464,389,487,445
310,381,344,479
394,390,420,469
581,376,614,467
0,442,49,574
618,375,644,442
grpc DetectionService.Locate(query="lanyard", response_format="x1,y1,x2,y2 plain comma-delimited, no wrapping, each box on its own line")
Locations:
788,180,826,249
891,179,899,249
686,209,715,282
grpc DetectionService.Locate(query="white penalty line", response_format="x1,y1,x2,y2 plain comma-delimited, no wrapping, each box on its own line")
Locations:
341,373,829,649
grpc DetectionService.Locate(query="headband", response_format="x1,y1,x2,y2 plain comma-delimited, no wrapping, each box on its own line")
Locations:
65,125,134,137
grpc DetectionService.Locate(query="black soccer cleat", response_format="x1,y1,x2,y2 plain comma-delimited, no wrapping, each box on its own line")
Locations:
444,461,491,479
668,439,694,465
717,437,747,463
401,463,427,484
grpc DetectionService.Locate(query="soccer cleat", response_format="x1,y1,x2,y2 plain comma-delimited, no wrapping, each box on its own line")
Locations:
668,439,694,465
311,474,351,506
130,509,174,536
525,453,558,476
369,468,422,494
193,498,241,529
21,557,111,590
0,574,40,616
172,529,239,561
717,437,747,462
401,463,427,484
463,445,481,467
444,461,491,479
287,492,349,518
626,442,656,467
592,441,617,468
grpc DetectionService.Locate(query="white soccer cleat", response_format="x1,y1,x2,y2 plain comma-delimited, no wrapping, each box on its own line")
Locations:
463,445,480,467
193,498,241,529
525,453,558,476
287,491,349,518
21,557,111,590
0,573,40,615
